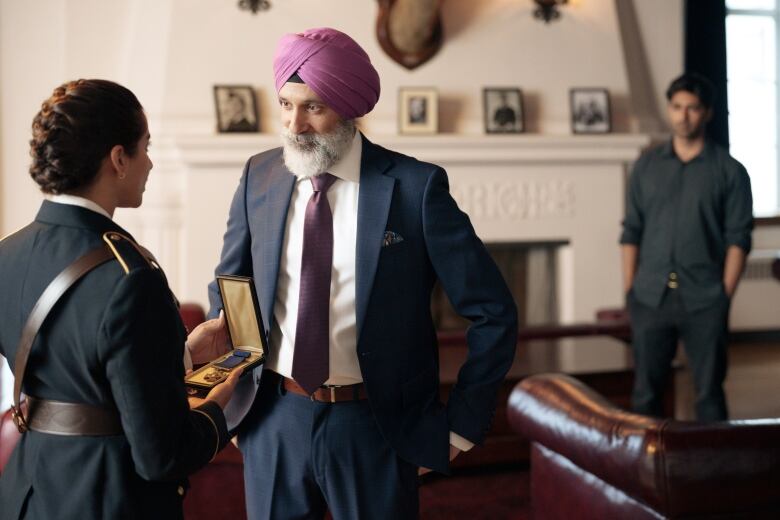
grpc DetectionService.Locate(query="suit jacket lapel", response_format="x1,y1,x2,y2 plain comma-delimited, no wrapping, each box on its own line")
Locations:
356,136,395,341
257,160,295,329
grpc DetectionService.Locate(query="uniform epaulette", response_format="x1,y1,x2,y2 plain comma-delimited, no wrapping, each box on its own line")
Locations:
102,232,156,274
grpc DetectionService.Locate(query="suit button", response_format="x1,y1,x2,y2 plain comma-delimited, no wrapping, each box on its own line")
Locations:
177,485,185,496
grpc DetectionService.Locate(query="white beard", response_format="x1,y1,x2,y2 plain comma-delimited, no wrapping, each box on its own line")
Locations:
281,120,356,179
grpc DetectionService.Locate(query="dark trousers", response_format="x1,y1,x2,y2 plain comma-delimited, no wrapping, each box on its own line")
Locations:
237,373,419,520
629,288,730,421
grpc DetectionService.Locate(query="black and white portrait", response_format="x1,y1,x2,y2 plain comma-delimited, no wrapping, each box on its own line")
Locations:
484,88,524,134
570,88,611,134
408,96,427,124
214,85,259,133
399,88,438,135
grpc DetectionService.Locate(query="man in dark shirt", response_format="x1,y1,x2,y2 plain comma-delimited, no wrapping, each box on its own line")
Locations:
620,73,753,421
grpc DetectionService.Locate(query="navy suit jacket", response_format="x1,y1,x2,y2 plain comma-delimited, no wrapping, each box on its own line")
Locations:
208,134,517,473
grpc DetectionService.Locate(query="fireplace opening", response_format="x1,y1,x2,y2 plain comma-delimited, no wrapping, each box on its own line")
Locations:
431,241,566,331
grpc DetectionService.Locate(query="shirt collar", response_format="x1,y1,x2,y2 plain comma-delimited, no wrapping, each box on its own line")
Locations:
661,138,714,163
296,130,362,186
328,129,362,184
49,194,112,220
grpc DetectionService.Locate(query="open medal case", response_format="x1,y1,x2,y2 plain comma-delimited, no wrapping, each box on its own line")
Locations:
185,275,267,397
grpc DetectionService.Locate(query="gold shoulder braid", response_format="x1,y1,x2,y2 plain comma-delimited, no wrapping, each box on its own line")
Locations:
102,232,156,274
102,231,178,307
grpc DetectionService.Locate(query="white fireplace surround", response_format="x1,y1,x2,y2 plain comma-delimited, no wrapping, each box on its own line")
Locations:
115,133,650,324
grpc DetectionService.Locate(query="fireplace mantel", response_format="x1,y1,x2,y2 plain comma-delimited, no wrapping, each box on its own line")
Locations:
169,133,650,167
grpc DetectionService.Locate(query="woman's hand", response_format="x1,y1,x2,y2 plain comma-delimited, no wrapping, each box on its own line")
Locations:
186,310,232,364
203,367,243,410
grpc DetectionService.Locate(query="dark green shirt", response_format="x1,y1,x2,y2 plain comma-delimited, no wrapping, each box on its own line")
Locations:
620,140,753,311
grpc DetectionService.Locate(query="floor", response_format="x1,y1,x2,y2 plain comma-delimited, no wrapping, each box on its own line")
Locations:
675,341,780,420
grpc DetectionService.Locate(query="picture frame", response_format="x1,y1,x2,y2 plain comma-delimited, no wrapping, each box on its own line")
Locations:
399,87,438,135
483,87,524,134
213,85,260,133
570,88,611,134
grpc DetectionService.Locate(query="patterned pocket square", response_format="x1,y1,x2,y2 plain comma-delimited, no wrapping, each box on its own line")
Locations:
382,230,404,247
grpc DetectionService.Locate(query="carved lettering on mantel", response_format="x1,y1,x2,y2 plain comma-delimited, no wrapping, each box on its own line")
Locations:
450,180,575,220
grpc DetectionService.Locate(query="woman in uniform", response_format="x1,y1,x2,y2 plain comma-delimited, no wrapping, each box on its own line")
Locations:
0,79,239,519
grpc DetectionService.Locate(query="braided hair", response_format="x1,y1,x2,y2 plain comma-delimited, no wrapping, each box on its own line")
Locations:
29,79,145,194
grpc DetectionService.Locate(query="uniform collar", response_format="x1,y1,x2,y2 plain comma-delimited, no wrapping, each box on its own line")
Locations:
36,200,132,238
49,193,112,219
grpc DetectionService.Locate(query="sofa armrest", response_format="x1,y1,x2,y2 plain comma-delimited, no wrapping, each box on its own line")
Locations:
508,373,780,517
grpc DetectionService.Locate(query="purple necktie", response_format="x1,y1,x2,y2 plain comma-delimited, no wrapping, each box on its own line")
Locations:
292,173,337,394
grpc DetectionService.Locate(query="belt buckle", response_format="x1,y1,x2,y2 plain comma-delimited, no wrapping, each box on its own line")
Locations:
11,405,28,434
315,385,340,403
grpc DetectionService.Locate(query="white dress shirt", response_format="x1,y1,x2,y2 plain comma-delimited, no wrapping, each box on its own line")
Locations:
267,130,362,385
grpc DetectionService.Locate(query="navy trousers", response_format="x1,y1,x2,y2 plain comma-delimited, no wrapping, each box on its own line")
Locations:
238,373,419,520
629,288,730,421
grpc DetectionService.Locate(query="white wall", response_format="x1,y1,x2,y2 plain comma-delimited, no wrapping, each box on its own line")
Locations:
0,0,683,236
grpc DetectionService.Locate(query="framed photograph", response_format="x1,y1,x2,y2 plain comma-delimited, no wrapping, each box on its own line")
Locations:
213,85,259,133
483,88,524,134
399,87,438,135
570,88,611,134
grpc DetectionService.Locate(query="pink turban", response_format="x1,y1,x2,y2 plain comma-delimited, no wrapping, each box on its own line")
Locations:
273,27,380,120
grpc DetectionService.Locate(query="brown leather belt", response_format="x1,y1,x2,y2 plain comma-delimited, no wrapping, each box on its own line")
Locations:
26,396,122,436
279,375,368,403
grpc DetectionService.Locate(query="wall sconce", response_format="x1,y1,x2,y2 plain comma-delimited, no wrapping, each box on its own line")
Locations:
238,0,271,14
533,0,568,23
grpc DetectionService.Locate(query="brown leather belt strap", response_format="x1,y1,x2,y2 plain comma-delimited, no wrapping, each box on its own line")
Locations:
280,375,368,403
11,245,115,433
26,396,122,436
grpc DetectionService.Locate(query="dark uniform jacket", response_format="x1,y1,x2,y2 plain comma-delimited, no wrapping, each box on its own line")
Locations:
0,201,228,520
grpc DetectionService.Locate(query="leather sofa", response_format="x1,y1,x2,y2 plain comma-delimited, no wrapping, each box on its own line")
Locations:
507,373,780,519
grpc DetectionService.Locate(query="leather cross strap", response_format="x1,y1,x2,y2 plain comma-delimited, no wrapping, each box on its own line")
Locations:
11,245,116,434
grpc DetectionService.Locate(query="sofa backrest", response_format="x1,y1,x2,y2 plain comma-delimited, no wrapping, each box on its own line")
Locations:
508,373,780,518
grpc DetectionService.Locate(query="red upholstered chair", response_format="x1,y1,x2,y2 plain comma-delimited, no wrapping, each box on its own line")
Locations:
0,406,19,475
508,373,780,519
179,302,208,334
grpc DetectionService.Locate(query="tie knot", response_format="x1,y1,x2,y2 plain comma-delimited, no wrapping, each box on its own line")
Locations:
311,173,337,193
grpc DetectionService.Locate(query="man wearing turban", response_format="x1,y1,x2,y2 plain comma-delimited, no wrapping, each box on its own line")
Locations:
207,27,517,519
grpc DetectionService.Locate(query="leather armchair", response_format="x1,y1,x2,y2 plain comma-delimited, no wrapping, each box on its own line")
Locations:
508,373,780,519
